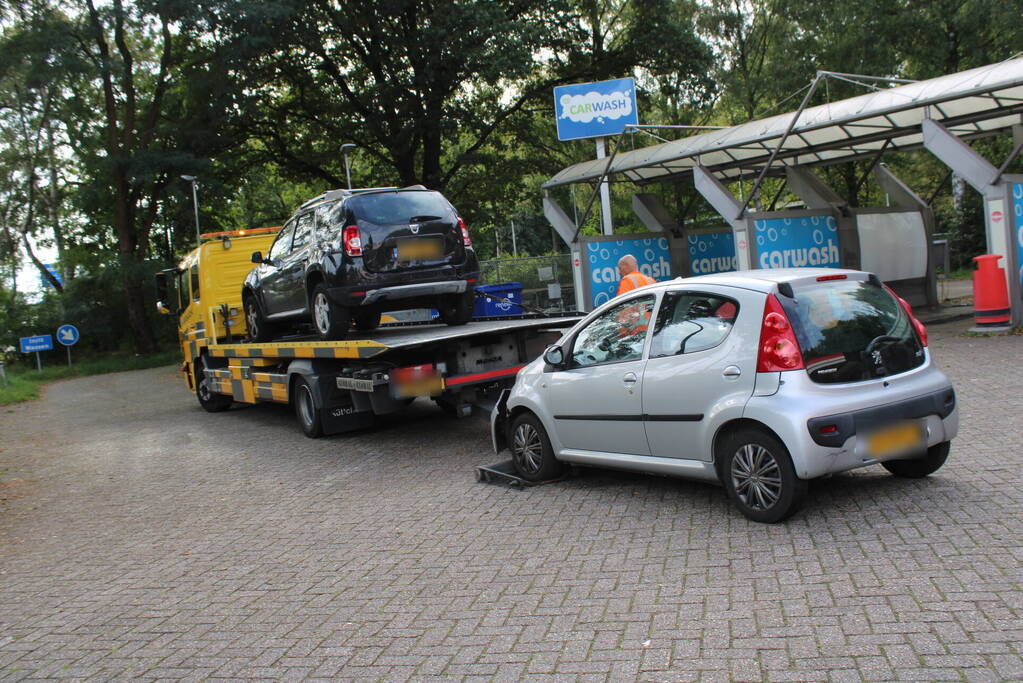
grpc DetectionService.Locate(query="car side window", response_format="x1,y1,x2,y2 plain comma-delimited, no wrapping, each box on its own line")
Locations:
314,202,335,237
570,294,656,368
649,291,739,358
291,212,314,250
190,264,200,302
268,221,296,261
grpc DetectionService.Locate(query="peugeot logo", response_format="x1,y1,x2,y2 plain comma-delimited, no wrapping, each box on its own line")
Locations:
409,223,421,234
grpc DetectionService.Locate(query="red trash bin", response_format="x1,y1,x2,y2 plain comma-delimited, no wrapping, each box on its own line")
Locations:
971,254,1010,326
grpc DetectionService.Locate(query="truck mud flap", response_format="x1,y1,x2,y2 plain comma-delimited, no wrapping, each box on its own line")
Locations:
312,374,375,435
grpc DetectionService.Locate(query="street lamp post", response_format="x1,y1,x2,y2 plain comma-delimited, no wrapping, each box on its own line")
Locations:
181,175,200,245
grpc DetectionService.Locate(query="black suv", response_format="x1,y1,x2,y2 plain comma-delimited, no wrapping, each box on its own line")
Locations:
243,186,480,341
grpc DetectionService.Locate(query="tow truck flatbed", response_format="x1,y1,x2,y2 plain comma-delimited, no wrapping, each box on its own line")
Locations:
207,316,580,360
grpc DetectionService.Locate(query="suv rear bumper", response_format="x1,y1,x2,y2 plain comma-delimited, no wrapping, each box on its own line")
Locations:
330,279,473,308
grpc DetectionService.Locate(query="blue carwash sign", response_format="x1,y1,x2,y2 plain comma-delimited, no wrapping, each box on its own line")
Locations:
754,215,840,269
688,232,737,275
20,335,53,353
586,236,672,308
1012,183,1023,287
554,78,638,141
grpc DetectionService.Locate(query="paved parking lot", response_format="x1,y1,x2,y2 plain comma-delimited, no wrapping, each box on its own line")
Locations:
1,319,1021,681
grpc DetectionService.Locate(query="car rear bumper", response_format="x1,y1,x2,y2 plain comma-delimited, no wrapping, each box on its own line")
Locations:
331,279,473,307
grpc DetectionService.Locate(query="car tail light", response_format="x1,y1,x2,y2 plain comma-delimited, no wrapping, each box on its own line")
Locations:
884,285,928,347
458,217,471,246
757,294,804,372
343,225,362,256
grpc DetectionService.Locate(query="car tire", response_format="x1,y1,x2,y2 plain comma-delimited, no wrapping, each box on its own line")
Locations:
194,356,232,413
509,412,563,483
292,376,323,438
312,284,351,340
438,291,474,326
244,293,276,342
353,309,382,332
719,427,807,523
882,441,950,478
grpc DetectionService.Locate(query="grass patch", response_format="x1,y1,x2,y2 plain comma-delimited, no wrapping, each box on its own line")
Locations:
0,351,179,405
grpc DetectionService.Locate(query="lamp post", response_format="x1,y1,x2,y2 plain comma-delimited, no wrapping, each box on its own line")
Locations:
340,144,357,190
181,175,200,245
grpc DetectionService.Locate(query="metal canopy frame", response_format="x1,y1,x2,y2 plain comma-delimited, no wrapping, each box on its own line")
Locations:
542,58,1023,192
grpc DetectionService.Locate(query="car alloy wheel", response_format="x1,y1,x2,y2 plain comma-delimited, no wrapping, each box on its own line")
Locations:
730,443,782,510
314,291,332,335
512,421,544,475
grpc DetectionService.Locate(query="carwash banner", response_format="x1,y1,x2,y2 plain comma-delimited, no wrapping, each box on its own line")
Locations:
753,215,840,270
553,78,639,141
583,235,672,308
1013,183,1023,287
688,231,737,275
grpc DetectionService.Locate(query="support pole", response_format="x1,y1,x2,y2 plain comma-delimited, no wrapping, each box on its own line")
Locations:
35,351,41,372
595,138,614,235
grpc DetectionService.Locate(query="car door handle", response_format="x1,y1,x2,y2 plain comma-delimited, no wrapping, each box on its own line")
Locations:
622,372,638,385
722,365,741,378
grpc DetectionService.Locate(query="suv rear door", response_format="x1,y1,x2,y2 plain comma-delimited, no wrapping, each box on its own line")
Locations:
346,190,464,273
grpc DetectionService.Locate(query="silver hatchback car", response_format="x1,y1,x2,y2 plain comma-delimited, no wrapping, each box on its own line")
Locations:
491,268,958,523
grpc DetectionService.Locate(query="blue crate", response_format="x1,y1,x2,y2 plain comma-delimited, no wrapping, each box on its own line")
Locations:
474,282,523,317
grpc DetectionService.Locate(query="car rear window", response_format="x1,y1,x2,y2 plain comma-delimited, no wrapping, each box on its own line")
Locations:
347,191,452,225
778,280,925,384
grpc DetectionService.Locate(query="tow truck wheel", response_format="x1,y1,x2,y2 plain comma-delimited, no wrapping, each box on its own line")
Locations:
312,284,351,340
195,357,232,413
353,310,382,331
293,376,323,438
438,291,474,326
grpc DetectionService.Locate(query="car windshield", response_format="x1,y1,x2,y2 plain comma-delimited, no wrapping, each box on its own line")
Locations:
347,191,451,225
778,279,925,384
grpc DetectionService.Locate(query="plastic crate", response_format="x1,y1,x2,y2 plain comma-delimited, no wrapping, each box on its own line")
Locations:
474,282,523,317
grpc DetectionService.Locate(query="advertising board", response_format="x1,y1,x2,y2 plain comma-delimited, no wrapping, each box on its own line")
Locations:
583,235,672,308
688,231,737,275
553,78,639,142
753,215,841,270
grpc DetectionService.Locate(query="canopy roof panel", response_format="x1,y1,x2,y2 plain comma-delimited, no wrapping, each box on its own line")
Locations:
543,58,1023,189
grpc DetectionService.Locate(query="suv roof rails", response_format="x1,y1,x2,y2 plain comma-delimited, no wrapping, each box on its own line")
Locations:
297,185,433,211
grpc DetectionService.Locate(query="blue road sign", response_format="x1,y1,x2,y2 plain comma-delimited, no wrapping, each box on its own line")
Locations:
56,324,80,346
39,263,64,289
553,78,639,141
20,335,53,353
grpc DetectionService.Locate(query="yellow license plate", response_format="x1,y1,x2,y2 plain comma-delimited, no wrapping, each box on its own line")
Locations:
866,421,924,457
397,239,442,261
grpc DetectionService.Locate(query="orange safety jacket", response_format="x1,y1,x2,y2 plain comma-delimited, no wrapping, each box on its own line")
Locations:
616,270,656,296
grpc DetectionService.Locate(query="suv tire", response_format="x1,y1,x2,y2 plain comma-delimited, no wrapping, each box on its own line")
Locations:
509,412,564,482
719,427,807,523
244,293,276,343
882,441,950,478
438,290,474,326
312,284,351,340
353,310,382,332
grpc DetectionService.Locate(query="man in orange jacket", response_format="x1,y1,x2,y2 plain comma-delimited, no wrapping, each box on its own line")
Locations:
616,254,656,296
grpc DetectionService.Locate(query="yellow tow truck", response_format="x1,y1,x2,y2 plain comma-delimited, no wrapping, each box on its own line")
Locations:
156,227,578,437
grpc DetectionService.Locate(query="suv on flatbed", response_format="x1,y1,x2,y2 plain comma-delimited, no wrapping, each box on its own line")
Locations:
243,186,480,341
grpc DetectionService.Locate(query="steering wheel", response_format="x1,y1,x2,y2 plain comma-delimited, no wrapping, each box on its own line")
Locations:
865,335,900,354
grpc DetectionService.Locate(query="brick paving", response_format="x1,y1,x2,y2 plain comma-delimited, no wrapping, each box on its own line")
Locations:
1,319,1021,681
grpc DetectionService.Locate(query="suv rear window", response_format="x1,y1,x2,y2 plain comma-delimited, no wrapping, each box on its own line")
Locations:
347,191,451,225
778,280,925,384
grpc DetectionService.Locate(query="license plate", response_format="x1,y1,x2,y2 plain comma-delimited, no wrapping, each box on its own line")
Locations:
394,375,444,398
866,421,924,458
396,238,442,261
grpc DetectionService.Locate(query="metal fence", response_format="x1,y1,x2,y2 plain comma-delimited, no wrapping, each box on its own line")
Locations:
480,254,576,313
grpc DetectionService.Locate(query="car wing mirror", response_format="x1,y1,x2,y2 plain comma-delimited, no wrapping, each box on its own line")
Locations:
543,344,565,368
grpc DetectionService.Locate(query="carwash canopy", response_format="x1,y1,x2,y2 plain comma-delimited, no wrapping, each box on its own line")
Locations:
544,59,1023,188
542,58,1023,320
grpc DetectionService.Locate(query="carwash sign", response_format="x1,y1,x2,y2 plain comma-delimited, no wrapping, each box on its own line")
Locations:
553,78,638,141
754,215,841,270
584,235,672,308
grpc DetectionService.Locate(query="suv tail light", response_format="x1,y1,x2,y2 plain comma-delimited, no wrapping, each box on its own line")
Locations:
757,294,804,372
458,217,471,246
884,285,928,347
343,225,363,256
